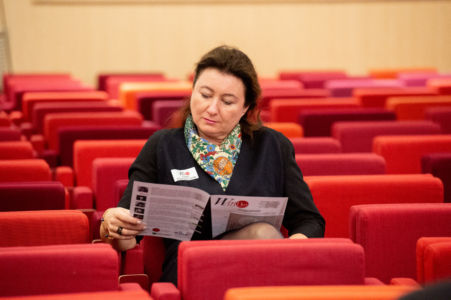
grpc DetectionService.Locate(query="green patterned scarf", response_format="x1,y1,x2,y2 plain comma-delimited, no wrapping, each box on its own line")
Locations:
184,115,242,191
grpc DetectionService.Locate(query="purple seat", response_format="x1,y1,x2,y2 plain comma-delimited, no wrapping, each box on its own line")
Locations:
32,101,121,133
332,121,442,152
289,137,342,154
425,107,451,133
136,91,190,120
325,79,403,97
56,125,160,166
422,153,451,203
296,153,386,176
0,127,21,141
152,100,185,127
298,108,396,137
0,181,66,211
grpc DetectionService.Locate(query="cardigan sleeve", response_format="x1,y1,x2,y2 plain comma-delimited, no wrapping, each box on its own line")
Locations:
277,132,325,238
117,129,166,209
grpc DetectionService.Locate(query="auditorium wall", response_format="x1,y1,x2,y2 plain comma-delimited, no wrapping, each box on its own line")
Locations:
3,0,451,87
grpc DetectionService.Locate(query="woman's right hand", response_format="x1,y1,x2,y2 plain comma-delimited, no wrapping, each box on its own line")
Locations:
100,207,146,250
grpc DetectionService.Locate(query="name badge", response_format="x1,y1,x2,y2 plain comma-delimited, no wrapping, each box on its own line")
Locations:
171,167,199,182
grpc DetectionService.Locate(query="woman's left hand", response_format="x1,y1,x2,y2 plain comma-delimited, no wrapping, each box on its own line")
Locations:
288,233,308,239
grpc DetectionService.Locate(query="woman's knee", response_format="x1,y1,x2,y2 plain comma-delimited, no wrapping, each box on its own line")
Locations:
231,222,282,240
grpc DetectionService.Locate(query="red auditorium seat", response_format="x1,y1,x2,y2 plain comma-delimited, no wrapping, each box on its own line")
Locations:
135,90,191,121
353,87,437,108
428,78,451,95
278,70,347,89
0,127,22,141
416,237,451,284
425,106,451,133
264,122,303,138
21,91,109,122
296,153,385,176
386,95,451,120
332,121,442,153
0,141,35,159
9,289,153,300
270,97,360,123
305,174,443,238
368,68,436,79
259,89,329,111
0,244,135,297
0,210,89,246
0,181,67,211
41,111,143,152
104,74,168,99
152,99,185,127
298,108,396,136
325,79,403,97
350,203,451,283
373,135,451,174
0,159,51,182
290,137,342,154
151,239,380,300
422,153,451,203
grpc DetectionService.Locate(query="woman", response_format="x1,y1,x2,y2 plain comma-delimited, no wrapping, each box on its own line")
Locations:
100,45,325,285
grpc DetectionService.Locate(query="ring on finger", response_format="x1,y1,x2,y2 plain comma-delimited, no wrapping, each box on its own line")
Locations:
117,226,123,235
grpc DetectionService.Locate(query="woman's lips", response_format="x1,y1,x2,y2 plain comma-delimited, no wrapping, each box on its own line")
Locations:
203,117,217,124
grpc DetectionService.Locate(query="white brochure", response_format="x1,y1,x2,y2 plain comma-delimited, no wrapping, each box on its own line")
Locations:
130,180,288,241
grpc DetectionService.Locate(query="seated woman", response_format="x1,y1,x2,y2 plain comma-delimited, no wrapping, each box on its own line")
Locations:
100,45,325,285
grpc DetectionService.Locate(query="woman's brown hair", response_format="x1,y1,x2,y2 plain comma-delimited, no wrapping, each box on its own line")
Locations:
180,45,262,137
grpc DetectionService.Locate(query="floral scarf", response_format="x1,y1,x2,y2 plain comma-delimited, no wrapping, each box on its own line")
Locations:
184,115,242,191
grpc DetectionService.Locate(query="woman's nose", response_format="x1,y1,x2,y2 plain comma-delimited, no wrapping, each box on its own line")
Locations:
206,98,219,114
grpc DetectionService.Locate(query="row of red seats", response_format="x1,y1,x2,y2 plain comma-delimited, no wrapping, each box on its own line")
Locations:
1,71,451,299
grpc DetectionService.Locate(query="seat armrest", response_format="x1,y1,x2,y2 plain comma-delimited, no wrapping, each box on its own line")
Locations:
30,134,45,154
9,111,23,126
151,282,181,300
364,277,385,285
54,166,74,187
20,122,35,138
119,274,149,291
122,244,144,274
71,186,94,209
390,277,421,286
119,282,146,291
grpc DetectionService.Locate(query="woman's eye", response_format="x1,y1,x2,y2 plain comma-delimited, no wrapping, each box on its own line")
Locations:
201,93,211,99
223,100,233,105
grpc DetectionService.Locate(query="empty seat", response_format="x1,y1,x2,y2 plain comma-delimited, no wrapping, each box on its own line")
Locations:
136,90,190,120
57,125,158,167
0,244,121,297
8,289,152,300
305,174,443,238
350,203,451,283
290,137,342,154
333,121,441,152
422,153,451,203
150,239,375,300
0,127,22,141
373,135,451,174
32,101,122,133
260,89,329,110
386,95,451,120
0,181,66,211
42,111,143,152
22,91,108,122
278,70,347,89
399,73,451,87
368,68,436,79
104,73,168,99
354,87,437,108
270,98,360,123
264,122,303,138
428,78,451,95
325,79,403,97
416,237,451,284
0,141,35,159
0,210,89,246
425,106,451,133
296,153,385,176
224,285,418,300
298,108,396,136
0,159,51,182
152,99,185,127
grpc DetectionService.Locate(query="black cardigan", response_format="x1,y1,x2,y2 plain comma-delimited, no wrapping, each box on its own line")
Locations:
118,126,325,239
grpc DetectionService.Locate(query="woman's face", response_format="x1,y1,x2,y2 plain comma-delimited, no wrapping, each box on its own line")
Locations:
190,68,248,145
